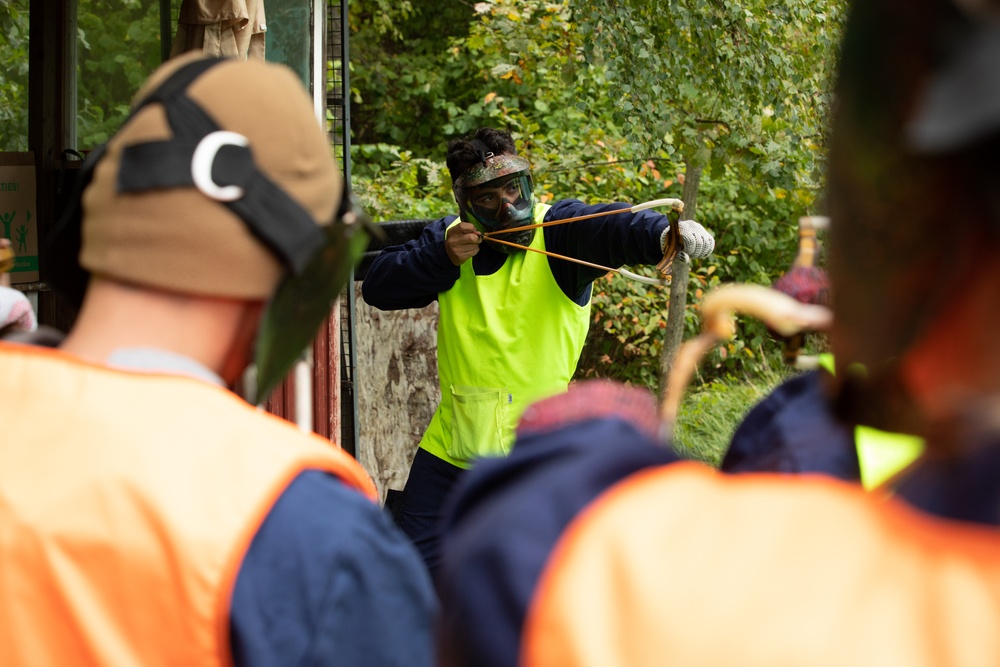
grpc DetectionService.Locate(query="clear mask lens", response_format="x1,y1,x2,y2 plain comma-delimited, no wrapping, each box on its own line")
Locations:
466,173,534,230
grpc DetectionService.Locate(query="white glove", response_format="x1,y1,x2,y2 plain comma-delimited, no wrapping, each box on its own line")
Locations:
660,219,715,262
680,219,714,259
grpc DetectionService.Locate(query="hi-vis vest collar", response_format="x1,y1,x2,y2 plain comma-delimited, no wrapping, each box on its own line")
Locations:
816,353,926,490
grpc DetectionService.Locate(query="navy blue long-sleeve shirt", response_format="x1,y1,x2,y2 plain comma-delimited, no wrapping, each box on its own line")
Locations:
361,199,672,309
231,471,437,667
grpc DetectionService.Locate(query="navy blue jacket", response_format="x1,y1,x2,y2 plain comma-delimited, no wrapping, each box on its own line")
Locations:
232,471,437,666
722,369,861,480
361,199,672,309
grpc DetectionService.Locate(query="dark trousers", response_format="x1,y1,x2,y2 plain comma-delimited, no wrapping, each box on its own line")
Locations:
391,448,464,579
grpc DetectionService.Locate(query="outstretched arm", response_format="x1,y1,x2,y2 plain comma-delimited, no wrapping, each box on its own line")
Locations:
361,216,464,310
543,199,714,301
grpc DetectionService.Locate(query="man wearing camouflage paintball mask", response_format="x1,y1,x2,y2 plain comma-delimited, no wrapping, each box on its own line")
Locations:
452,149,536,252
362,127,715,577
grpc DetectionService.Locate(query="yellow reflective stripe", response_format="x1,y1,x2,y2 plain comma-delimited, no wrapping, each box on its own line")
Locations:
813,353,924,491
817,353,836,374
855,426,926,491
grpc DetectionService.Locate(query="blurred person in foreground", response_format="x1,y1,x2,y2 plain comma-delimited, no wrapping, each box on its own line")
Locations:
0,53,435,666
434,0,1000,664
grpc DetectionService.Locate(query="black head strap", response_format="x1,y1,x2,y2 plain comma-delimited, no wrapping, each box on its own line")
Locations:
117,58,323,274
45,144,107,307
46,56,328,307
906,18,1000,153
470,138,495,167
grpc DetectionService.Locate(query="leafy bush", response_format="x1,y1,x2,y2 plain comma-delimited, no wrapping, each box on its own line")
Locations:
352,144,455,221
0,1,30,151
672,361,794,467
76,0,162,150
350,0,836,390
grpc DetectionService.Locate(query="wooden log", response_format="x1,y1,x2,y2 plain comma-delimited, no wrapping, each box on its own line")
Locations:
353,283,441,502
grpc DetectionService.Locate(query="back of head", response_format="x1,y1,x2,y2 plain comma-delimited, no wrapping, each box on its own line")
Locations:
50,53,369,401
80,52,341,300
827,0,1000,431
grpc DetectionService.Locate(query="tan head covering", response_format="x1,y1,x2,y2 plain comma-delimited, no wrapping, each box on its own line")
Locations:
80,52,340,300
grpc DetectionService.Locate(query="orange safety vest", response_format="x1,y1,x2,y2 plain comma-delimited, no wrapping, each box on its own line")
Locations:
0,343,376,667
523,461,1000,667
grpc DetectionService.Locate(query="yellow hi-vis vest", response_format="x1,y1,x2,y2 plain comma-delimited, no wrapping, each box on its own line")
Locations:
420,203,592,468
0,343,376,667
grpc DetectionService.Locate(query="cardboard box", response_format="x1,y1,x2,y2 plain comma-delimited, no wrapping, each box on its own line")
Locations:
0,153,38,284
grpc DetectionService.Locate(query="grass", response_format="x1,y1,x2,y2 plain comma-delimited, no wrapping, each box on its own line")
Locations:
670,364,795,467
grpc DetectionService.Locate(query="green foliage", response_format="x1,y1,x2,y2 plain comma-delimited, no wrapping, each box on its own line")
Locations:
575,0,845,182
76,0,163,149
672,361,793,466
0,0,30,151
348,0,474,150
351,143,455,221
350,0,844,388
576,269,671,388
0,1,162,152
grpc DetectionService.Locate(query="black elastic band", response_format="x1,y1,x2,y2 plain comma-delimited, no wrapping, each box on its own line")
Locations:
117,140,322,274
226,170,324,274
470,138,493,165
118,141,202,190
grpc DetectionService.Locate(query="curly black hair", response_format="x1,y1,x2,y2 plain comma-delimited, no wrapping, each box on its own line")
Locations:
446,128,518,184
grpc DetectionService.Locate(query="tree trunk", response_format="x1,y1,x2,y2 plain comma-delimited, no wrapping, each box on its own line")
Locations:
353,282,441,502
658,159,703,401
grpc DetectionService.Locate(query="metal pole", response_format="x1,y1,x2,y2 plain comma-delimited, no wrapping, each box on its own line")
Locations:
339,0,359,456
160,0,172,63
